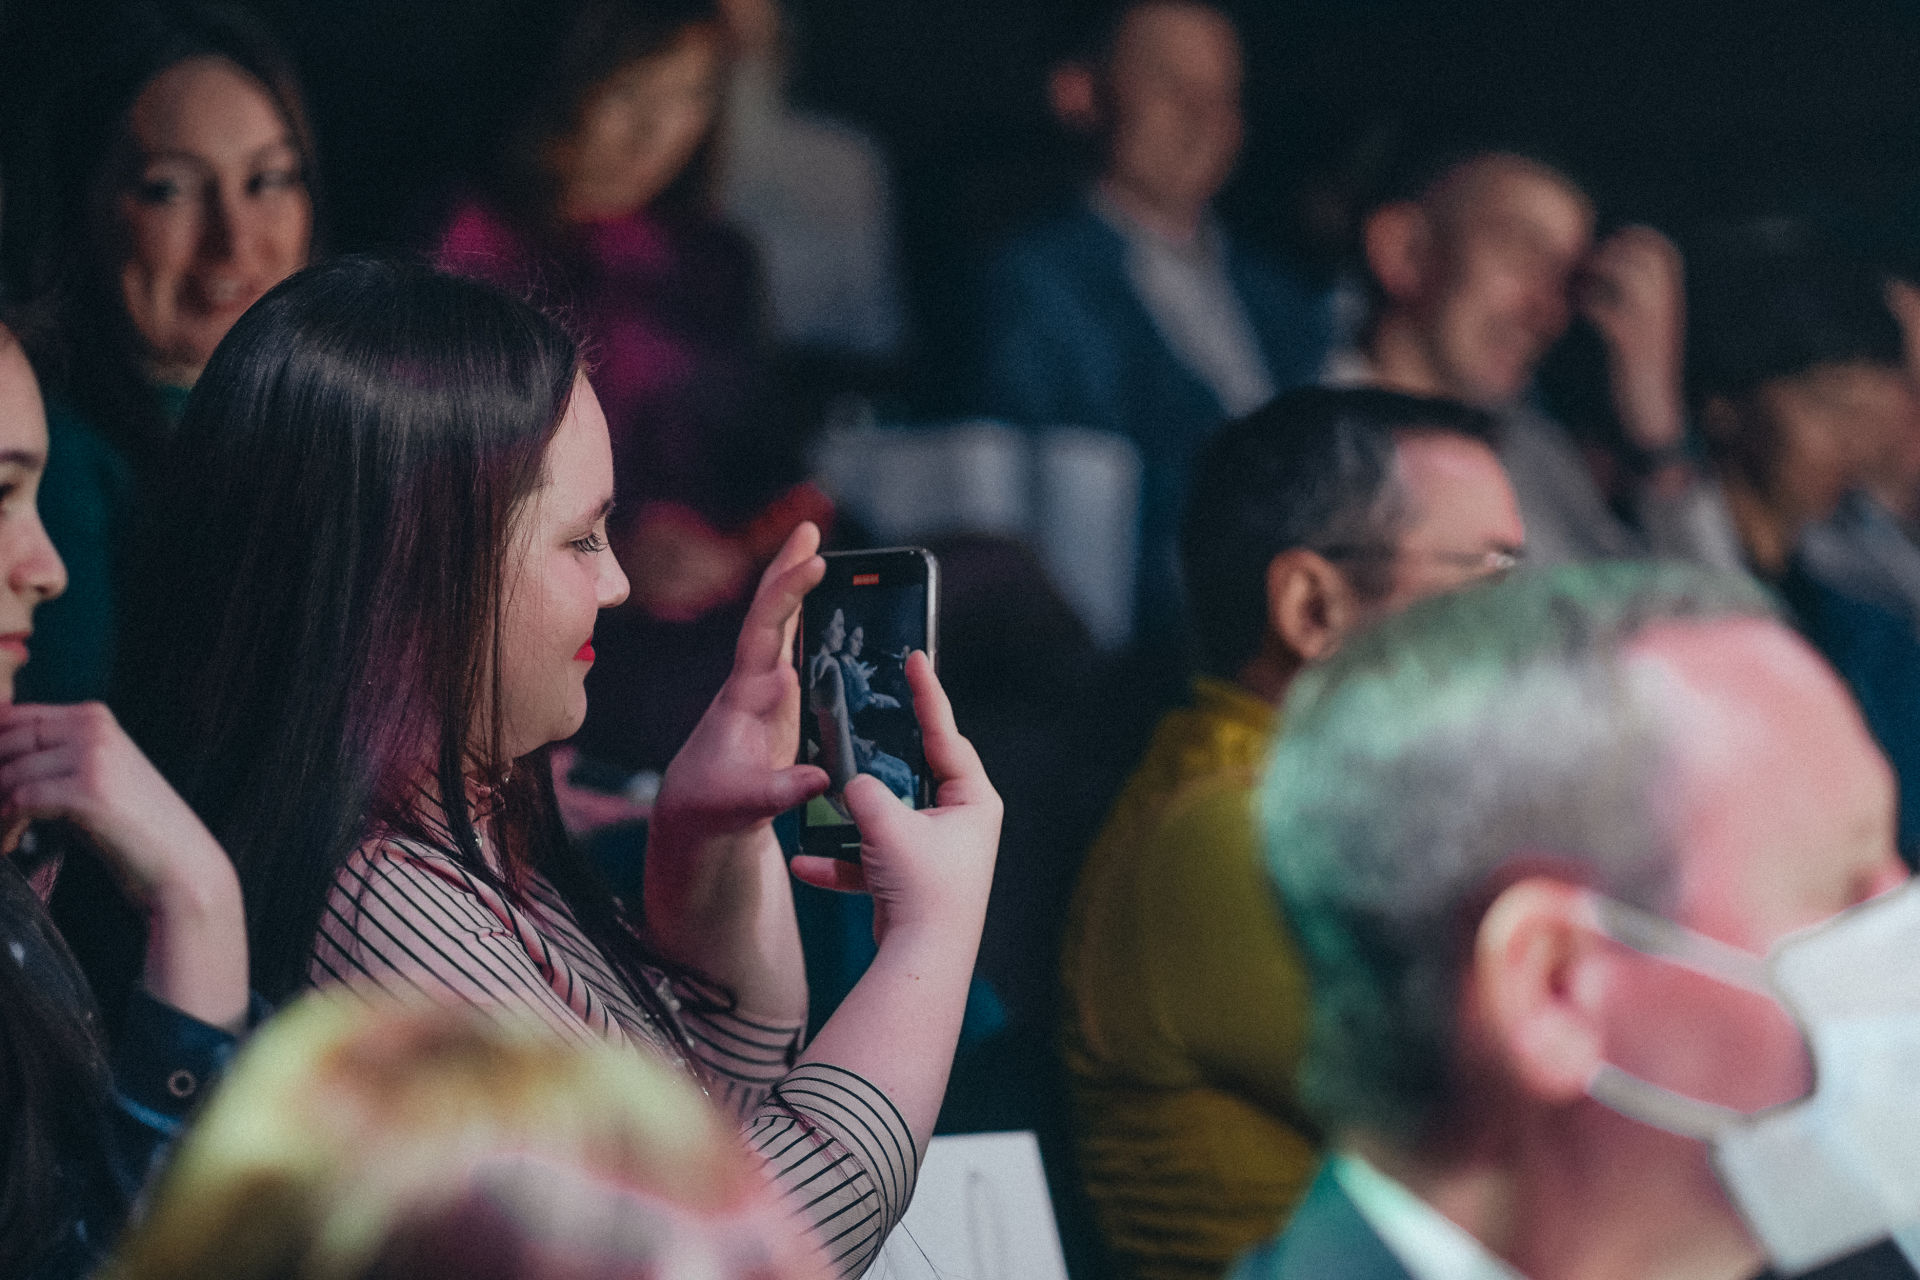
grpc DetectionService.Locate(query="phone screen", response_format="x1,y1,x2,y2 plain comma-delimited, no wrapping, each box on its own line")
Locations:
798,550,936,858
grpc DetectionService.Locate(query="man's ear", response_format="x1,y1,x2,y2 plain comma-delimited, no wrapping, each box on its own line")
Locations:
1363,202,1432,304
1466,876,1609,1105
1048,62,1100,133
1266,549,1359,665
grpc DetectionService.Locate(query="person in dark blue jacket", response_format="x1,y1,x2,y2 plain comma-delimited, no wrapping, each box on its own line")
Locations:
0,328,254,1280
977,1,1328,672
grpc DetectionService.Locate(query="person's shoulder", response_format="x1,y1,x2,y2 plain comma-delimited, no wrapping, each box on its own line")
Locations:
1224,232,1325,307
336,835,470,895
990,200,1119,275
1227,1167,1412,1280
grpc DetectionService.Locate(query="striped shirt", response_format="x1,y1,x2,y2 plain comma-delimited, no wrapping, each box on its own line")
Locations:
311,838,916,1277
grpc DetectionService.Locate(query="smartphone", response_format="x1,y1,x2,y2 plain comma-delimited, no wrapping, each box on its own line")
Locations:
796,547,939,859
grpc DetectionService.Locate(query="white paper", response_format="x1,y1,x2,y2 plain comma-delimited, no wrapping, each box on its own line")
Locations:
869,1131,1070,1280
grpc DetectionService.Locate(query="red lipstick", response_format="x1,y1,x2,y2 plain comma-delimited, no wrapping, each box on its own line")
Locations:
575,639,595,662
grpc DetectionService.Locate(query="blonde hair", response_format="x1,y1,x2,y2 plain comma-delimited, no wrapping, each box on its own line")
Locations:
106,993,825,1280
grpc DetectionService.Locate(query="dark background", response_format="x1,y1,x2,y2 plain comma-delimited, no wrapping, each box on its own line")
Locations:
9,0,1920,411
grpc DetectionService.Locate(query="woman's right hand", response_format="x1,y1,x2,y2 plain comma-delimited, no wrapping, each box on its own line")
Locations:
789,651,1002,949
0,701,248,1027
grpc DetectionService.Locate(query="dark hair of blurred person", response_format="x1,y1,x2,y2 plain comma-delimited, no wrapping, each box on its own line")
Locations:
1,1,316,707
0,325,252,1280
1059,385,1523,1280
440,0,832,782
1688,243,1920,860
979,0,1330,684
1691,248,1908,576
111,256,1002,1277
1180,386,1514,685
1336,140,1743,574
104,995,830,1280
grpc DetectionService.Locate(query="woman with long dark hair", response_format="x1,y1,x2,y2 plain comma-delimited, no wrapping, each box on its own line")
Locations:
0,326,252,1280
116,256,1001,1278
4,2,317,705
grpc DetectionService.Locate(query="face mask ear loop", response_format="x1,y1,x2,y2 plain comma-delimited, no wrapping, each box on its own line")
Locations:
1588,895,1777,998
1587,1062,1752,1140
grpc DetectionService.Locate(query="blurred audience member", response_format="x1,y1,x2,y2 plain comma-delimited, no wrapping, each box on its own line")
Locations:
1060,386,1523,1280
0,326,252,1280
1691,246,1920,858
1333,147,1742,571
438,0,830,775
1795,257,1920,627
1234,563,1913,1280
714,0,906,362
3,2,315,704
113,258,1002,1279
977,0,1329,669
105,995,829,1280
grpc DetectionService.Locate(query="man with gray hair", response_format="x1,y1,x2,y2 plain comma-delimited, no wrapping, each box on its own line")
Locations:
1232,563,1916,1280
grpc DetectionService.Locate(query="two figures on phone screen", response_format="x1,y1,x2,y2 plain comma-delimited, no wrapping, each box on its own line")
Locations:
806,608,914,814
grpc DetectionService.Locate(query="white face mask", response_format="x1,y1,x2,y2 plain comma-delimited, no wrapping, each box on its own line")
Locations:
1583,878,1920,1277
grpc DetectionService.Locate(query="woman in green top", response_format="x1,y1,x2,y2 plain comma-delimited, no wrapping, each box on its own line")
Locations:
5,3,316,703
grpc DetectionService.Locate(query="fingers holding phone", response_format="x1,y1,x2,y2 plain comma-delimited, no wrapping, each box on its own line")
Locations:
794,548,940,860
790,651,1002,944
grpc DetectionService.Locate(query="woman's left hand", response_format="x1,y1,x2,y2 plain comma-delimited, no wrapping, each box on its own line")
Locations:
651,522,831,851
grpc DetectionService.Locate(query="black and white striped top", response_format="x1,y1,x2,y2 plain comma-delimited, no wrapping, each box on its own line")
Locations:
311,839,917,1277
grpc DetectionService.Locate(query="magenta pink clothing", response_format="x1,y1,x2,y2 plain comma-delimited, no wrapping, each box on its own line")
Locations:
437,199,784,530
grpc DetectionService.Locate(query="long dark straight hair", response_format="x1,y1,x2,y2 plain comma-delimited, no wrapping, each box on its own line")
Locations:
3,1,320,458
116,257,706,1043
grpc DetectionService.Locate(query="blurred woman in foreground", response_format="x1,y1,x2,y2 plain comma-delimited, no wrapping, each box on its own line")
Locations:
106,995,830,1280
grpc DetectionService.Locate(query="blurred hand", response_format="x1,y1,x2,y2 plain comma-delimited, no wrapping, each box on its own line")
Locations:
1580,225,1688,453
651,523,830,852
0,702,231,912
549,744,652,838
620,503,753,624
0,702,247,1027
789,651,1002,949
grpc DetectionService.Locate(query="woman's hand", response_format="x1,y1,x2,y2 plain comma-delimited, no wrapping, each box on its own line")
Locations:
790,651,1002,949
0,702,248,1028
644,523,831,1019
651,522,831,851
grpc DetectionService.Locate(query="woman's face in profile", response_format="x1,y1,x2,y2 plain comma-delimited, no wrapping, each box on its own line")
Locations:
496,375,629,758
111,55,313,384
547,25,723,224
0,343,69,702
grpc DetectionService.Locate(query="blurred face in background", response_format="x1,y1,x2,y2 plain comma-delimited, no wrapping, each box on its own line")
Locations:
1714,361,1903,539
1100,2,1244,227
1371,432,1527,612
109,56,313,384
1379,156,1595,407
0,341,70,701
548,24,724,224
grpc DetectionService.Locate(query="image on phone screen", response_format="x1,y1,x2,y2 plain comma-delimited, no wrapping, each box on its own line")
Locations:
798,550,935,857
